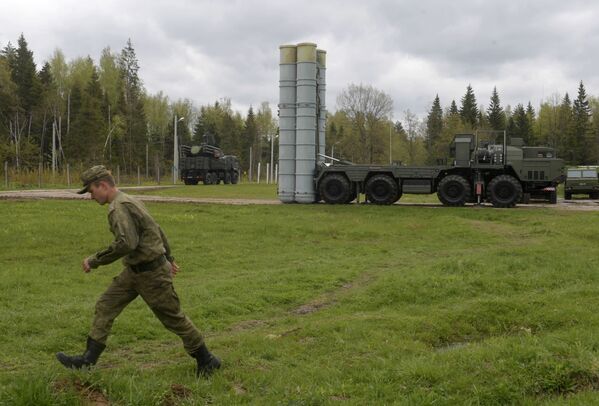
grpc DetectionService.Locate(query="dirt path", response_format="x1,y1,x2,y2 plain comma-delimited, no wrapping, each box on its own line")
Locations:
0,187,282,205
1,187,599,210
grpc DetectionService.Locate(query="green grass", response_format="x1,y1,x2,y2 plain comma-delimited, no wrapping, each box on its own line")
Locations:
127,183,444,204
127,183,280,200
2,200,599,404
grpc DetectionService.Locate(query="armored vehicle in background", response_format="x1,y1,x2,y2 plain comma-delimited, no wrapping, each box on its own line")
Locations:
315,132,565,207
564,166,599,199
180,144,240,185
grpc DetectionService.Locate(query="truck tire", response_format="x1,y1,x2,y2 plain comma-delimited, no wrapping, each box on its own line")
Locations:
224,173,231,184
231,171,239,184
437,175,471,206
203,173,213,185
319,173,351,204
365,174,399,205
487,174,522,208
564,192,571,200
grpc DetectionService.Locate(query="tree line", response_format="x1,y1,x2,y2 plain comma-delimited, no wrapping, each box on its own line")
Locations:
0,34,277,176
328,82,599,166
2,34,597,177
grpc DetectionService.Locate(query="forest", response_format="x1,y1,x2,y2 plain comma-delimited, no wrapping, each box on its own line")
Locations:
1,34,597,179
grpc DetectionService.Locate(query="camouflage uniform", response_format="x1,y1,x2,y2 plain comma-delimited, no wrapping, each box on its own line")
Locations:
57,166,220,376
87,190,204,354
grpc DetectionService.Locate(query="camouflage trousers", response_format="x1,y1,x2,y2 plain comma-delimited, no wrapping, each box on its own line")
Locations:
89,262,204,354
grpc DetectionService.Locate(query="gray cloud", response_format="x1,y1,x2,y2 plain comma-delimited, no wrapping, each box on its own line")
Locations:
1,0,598,121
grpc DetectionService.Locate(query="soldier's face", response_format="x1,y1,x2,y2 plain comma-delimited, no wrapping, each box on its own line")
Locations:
88,183,109,205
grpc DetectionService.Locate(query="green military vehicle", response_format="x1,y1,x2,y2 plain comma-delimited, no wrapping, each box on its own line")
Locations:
315,132,565,207
180,144,240,185
564,166,599,200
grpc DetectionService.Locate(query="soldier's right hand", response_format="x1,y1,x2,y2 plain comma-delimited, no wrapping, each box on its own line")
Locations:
82,258,91,273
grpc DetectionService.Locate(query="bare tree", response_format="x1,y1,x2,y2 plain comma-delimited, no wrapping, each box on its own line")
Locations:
404,109,424,165
337,83,393,163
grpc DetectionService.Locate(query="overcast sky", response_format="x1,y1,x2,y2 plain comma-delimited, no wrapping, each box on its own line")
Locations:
2,0,599,121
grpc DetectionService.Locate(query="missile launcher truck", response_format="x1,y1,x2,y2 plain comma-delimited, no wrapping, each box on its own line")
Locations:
315,132,565,207
180,144,240,185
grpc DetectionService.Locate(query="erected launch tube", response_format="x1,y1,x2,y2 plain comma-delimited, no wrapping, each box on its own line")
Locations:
277,45,297,203
294,43,318,203
317,49,327,164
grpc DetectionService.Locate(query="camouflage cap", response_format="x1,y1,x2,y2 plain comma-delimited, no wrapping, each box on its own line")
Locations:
77,165,111,194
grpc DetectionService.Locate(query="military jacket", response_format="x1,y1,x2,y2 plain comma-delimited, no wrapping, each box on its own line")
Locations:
88,191,173,269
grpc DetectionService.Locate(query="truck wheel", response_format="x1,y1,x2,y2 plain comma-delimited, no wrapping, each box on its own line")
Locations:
319,173,351,204
203,173,213,185
487,174,522,208
224,173,231,184
437,175,471,206
564,192,571,200
231,171,239,184
365,174,399,205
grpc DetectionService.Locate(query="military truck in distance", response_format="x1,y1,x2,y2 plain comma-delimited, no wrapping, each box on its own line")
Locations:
315,132,565,208
564,166,599,199
180,144,240,185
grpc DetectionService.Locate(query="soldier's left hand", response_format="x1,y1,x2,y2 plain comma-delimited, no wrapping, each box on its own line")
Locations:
170,261,180,277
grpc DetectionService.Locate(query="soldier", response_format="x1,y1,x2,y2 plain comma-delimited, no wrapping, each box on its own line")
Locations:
56,165,220,377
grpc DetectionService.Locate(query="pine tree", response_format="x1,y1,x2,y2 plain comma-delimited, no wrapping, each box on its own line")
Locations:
11,34,41,114
486,87,505,131
0,55,18,141
38,62,52,87
449,100,459,116
425,94,443,163
193,107,207,140
69,67,105,163
558,93,574,163
1,42,17,71
572,81,592,164
525,102,536,145
117,39,147,170
511,104,533,145
37,62,54,160
506,116,516,140
459,85,478,128
242,106,258,175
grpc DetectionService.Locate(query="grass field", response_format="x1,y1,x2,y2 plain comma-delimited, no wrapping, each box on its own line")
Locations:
128,183,280,201
2,197,599,405
127,183,445,204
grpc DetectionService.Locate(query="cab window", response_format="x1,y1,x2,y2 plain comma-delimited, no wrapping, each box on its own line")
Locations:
568,170,582,178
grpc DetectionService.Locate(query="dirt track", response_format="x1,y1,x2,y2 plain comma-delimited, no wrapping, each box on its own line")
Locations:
1,187,599,210
0,187,281,205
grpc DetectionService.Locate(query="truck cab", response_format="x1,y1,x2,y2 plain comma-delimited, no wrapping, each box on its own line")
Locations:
564,166,599,200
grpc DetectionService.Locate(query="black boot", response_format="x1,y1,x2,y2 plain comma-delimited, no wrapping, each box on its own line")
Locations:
56,336,106,369
191,344,221,377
